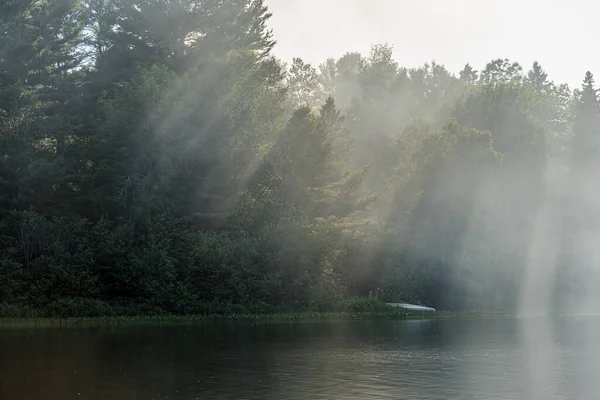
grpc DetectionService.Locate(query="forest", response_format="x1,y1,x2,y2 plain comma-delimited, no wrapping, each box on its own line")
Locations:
1,0,598,317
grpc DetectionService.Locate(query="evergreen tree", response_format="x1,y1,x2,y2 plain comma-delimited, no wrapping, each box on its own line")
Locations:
526,61,551,91
0,0,85,215
100,0,274,75
0,0,594,315
559,72,600,311
572,71,600,167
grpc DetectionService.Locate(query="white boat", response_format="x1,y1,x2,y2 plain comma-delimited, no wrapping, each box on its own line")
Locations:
385,302,437,312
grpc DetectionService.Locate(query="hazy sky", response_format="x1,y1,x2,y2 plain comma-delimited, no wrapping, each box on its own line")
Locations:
266,0,598,89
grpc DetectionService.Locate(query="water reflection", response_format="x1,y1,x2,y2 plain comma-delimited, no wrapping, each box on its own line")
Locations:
0,317,599,399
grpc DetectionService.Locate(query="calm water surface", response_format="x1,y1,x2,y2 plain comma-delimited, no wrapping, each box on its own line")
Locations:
2,317,600,399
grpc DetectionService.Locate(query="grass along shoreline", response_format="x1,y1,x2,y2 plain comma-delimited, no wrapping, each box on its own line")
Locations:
0,297,431,320
0,309,435,328
0,297,515,327
0,310,517,329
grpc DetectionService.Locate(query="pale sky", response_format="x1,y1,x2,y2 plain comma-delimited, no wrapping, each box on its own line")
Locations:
265,0,598,89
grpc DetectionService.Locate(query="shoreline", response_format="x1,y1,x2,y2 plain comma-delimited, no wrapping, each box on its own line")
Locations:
0,309,514,328
0,311,428,328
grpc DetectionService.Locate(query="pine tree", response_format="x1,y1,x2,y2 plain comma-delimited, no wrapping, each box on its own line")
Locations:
239,97,371,227
561,72,600,310
0,0,85,215
526,61,551,91
97,0,275,76
572,71,600,167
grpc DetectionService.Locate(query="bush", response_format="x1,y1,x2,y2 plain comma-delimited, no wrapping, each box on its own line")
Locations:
0,210,407,318
343,297,390,313
44,298,115,318
0,303,42,318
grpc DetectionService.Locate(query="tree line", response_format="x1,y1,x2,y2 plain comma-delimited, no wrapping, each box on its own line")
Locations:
1,0,598,317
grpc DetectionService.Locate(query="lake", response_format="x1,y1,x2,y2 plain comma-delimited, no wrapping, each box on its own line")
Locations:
2,316,600,399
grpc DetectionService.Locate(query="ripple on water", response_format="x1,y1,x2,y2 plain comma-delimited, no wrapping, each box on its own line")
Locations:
1,318,599,400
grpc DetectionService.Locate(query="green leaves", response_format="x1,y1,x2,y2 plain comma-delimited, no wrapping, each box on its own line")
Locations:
0,1,594,314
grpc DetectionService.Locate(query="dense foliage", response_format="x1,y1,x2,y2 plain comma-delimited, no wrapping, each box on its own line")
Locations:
0,0,596,316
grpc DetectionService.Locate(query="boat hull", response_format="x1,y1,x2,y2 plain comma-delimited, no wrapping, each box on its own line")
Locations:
385,303,437,312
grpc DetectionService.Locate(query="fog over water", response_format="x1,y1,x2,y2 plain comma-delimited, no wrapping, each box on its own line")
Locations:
3,0,600,397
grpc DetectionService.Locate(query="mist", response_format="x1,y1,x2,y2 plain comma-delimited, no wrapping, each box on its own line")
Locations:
264,3,600,395
282,46,595,312
2,0,600,315
5,0,600,399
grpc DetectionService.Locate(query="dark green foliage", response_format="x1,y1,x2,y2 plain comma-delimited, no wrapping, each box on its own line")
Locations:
0,1,590,317
572,72,600,167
